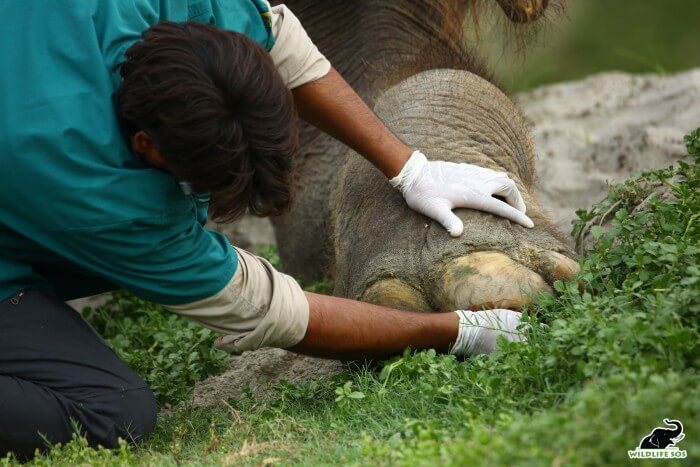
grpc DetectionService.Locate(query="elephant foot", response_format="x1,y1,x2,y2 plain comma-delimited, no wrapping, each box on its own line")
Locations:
361,278,432,312
432,251,549,311
359,249,579,313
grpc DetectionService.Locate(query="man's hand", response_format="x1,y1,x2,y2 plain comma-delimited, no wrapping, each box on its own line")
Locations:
390,151,534,236
450,309,525,356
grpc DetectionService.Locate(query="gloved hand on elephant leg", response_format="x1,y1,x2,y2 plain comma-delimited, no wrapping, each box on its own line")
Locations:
389,150,535,237
449,309,526,357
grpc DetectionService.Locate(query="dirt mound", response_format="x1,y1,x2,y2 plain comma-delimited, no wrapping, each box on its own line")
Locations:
191,348,344,408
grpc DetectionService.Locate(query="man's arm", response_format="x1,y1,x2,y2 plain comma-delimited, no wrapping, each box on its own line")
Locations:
289,292,459,360
176,248,524,360
292,68,412,178
290,292,525,360
267,4,533,235
266,3,410,176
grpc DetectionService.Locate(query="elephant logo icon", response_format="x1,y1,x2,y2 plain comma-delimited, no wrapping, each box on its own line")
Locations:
628,419,687,459
639,419,685,449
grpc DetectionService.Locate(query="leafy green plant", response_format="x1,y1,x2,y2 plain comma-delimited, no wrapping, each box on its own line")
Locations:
685,127,700,156
334,381,366,403
255,244,283,269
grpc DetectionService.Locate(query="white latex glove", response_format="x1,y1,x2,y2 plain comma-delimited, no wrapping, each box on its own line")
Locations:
449,309,526,357
389,150,534,236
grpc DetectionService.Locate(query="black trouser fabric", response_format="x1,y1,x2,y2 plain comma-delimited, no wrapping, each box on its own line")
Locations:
0,289,157,459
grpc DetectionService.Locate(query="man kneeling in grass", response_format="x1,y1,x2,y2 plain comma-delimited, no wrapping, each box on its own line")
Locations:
0,0,532,457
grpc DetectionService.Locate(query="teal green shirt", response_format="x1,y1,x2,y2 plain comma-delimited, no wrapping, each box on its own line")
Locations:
0,0,275,304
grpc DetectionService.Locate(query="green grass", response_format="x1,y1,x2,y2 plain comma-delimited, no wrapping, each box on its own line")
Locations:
3,129,699,465
484,0,700,92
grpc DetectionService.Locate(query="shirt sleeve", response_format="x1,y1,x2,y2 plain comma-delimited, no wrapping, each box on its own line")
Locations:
266,3,332,88
165,246,310,353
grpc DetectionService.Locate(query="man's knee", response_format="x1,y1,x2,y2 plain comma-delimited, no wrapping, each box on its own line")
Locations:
111,387,158,444
83,386,159,448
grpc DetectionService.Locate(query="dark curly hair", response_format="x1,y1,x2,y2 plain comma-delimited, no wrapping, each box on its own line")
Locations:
118,21,299,222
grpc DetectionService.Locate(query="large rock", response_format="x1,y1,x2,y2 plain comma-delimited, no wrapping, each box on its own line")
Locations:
519,69,700,233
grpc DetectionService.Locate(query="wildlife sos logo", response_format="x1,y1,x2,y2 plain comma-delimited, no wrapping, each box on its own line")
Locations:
628,419,687,459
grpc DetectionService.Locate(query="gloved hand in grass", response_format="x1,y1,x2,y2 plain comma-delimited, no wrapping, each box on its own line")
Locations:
449,309,526,357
